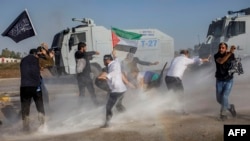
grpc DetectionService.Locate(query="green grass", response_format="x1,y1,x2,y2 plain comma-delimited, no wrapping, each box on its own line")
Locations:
0,63,20,69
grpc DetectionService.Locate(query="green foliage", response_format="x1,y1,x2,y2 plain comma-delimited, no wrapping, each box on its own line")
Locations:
0,48,22,59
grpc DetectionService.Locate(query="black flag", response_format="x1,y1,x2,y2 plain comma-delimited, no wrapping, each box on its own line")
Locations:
2,10,36,43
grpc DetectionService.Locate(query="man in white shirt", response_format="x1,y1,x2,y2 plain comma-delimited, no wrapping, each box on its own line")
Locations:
165,49,209,114
98,51,132,128
165,49,209,93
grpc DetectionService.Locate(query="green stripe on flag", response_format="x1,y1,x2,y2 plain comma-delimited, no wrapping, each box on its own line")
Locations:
111,27,142,40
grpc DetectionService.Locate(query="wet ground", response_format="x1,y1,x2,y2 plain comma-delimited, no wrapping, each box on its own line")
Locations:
1,62,250,141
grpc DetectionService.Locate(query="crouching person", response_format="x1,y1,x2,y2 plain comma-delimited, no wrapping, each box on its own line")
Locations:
131,69,161,91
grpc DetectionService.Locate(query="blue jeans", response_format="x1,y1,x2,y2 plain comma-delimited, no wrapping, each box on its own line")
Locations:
216,79,233,115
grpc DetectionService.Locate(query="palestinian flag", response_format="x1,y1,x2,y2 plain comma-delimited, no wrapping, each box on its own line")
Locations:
111,27,142,53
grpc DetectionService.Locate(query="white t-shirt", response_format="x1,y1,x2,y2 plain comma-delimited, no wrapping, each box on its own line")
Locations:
76,58,86,73
167,54,201,79
106,58,127,93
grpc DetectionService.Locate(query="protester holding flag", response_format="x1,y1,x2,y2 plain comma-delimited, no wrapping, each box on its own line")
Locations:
98,50,130,128
37,43,54,112
38,42,55,74
111,27,159,86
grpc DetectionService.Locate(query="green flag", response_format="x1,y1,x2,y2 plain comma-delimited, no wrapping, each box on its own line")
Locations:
111,27,142,53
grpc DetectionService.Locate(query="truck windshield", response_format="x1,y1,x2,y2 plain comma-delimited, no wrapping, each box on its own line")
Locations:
227,21,246,37
207,20,224,37
51,32,63,49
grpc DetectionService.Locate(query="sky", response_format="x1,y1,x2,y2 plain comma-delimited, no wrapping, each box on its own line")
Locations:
0,0,249,55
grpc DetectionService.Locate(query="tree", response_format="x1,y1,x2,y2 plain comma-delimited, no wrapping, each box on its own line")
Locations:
16,52,21,59
1,48,11,58
0,48,22,59
10,51,15,58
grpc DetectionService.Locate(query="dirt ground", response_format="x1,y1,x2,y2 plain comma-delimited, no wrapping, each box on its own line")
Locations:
1,63,250,141
0,69,20,78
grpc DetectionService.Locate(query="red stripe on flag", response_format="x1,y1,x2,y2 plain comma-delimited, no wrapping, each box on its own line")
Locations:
111,32,120,47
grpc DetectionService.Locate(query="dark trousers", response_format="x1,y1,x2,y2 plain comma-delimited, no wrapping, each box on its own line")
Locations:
165,76,187,113
76,74,97,104
20,87,45,120
165,76,184,94
106,92,125,122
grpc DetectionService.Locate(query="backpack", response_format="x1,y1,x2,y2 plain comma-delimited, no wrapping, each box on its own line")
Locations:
228,57,244,76
76,58,86,73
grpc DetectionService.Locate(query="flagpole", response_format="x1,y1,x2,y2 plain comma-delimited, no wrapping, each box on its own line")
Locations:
25,9,41,44
35,35,41,45
25,9,37,36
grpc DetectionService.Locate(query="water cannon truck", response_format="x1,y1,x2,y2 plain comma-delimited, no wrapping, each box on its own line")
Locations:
50,18,175,78
196,7,250,59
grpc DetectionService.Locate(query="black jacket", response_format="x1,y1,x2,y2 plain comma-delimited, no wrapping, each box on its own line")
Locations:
20,54,40,87
214,52,235,81
75,50,96,77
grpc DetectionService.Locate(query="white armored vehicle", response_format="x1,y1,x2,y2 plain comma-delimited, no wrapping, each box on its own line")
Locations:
51,18,174,77
196,7,250,58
